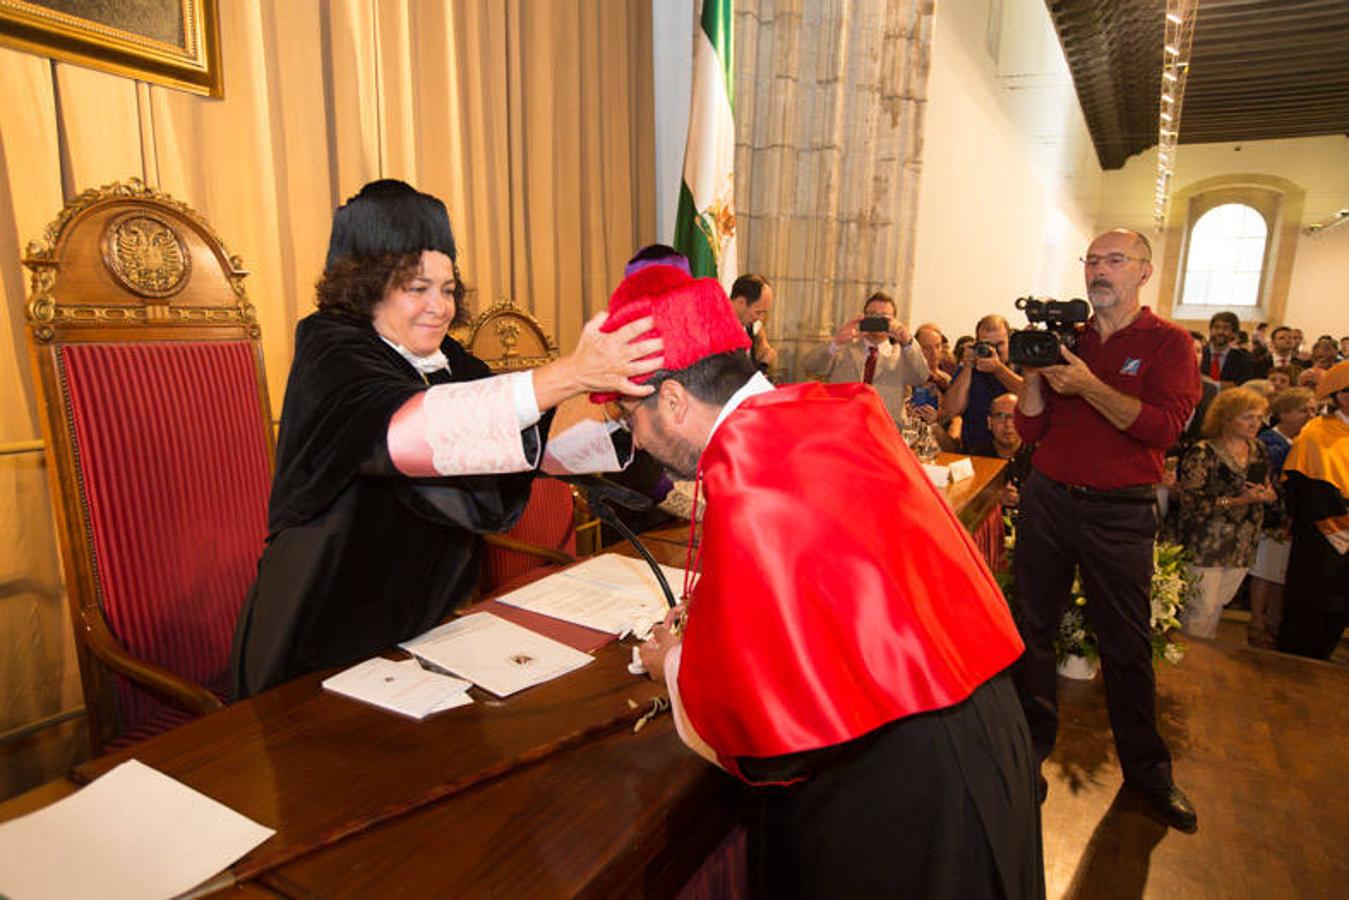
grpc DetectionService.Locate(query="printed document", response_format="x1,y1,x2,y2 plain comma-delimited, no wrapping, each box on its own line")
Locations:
0,759,274,900
495,554,686,637
400,612,594,697
322,656,473,719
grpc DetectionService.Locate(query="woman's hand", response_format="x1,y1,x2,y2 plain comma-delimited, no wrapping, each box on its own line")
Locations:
1244,480,1277,505
534,314,664,409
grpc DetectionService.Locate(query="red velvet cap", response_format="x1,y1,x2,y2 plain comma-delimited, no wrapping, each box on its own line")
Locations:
590,265,751,402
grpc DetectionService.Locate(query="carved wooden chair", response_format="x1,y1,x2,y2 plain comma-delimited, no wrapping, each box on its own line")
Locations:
25,179,274,754
459,298,600,593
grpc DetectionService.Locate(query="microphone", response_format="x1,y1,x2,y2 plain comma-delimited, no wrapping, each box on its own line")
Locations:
548,474,653,512
545,474,678,609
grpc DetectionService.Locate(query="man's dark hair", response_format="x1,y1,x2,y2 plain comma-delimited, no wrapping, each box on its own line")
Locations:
729,274,771,303
627,243,682,266
641,350,758,407
1188,330,1205,343
1209,311,1240,331
863,291,896,315
1271,325,1292,339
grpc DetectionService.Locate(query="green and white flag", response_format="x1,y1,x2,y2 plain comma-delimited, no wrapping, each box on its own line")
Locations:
673,0,736,291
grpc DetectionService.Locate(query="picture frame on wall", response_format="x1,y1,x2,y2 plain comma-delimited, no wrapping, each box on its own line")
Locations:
0,0,222,98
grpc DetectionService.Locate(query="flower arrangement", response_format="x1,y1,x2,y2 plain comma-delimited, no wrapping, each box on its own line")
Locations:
998,540,1195,667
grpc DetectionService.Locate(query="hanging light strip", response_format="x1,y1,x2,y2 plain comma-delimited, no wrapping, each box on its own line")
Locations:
1153,0,1199,231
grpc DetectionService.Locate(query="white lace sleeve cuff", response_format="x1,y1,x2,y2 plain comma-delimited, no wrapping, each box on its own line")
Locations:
387,375,538,476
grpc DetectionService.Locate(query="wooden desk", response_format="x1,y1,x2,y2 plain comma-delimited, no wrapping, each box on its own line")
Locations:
0,460,1005,897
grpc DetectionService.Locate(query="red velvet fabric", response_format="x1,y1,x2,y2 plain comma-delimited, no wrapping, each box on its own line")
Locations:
480,478,578,594
61,342,270,736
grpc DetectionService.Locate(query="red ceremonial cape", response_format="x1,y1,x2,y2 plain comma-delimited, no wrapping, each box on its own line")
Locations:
677,382,1024,781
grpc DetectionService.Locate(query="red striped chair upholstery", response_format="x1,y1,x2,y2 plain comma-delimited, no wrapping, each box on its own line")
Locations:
25,180,274,754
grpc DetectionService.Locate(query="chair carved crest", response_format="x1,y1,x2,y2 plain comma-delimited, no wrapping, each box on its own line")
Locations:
457,296,560,373
25,178,259,344
25,178,274,753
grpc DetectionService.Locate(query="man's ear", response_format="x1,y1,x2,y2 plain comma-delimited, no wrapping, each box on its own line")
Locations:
1138,259,1154,289
659,378,690,424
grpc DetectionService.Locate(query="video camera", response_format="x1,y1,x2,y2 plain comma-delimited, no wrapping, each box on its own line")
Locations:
1007,296,1091,367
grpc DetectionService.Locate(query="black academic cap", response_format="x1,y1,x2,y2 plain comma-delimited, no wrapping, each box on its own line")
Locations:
324,179,457,270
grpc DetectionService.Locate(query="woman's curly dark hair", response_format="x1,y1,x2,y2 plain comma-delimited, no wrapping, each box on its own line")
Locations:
315,251,469,326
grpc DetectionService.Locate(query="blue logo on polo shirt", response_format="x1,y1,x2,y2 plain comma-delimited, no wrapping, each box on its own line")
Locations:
1120,357,1142,375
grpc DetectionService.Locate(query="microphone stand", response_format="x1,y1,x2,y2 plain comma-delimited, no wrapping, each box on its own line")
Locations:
549,474,679,610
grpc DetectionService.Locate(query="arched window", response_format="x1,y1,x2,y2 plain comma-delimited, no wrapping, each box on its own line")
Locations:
1179,203,1267,308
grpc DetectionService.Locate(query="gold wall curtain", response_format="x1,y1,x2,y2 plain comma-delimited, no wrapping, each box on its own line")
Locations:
0,0,653,797
735,0,934,379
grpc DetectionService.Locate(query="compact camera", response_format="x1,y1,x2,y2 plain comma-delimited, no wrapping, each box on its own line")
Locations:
973,341,996,359
1007,296,1091,367
859,315,891,334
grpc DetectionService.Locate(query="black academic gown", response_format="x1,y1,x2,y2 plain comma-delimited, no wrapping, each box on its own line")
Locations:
230,312,543,698
1278,471,1349,659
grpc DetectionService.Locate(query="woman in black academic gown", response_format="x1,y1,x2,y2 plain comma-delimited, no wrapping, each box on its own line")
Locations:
230,180,660,697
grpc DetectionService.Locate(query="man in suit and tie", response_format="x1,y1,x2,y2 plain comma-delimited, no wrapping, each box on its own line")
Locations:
801,291,929,427
1253,325,1303,379
1200,311,1253,386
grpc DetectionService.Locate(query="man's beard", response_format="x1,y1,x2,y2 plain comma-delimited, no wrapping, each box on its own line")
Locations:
1086,278,1116,307
644,416,702,481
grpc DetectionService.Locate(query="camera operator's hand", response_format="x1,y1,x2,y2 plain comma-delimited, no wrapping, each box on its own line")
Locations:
1038,345,1098,396
973,353,1003,374
888,319,912,346
833,316,863,346
999,482,1020,508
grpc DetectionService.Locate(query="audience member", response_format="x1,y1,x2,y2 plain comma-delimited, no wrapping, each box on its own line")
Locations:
1259,326,1303,376
1298,366,1324,390
1200,311,1253,386
986,393,1033,520
1267,365,1297,393
1247,387,1317,648
1341,336,1349,360
801,291,929,428
1309,336,1339,371
1252,321,1269,351
728,274,777,373
1278,361,1349,660
1175,388,1275,638
1012,227,1199,830
945,314,1023,456
1290,328,1311,364
1176,330,1218,450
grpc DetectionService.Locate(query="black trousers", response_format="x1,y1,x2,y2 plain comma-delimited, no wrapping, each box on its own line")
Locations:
1011,470,1172,792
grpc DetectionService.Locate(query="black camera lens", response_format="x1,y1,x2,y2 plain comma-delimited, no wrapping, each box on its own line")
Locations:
974,341,995,358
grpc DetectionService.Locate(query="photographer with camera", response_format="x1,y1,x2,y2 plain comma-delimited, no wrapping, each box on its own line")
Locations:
801,291,929,427
1010,228,1201,831
944,315,1024,456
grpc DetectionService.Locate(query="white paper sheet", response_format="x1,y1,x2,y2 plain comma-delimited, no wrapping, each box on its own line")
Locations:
400,613,594,697
495,554,685,638
321,656,473,719
0,759,274,900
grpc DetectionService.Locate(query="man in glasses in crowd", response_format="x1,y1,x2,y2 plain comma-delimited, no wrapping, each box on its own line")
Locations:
1012,228,1202,831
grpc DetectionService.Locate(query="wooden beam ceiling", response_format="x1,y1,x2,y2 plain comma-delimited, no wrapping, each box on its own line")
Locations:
1046,0,1349,169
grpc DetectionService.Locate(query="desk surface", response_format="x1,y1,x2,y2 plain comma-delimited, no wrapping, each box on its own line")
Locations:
0,460,1006,897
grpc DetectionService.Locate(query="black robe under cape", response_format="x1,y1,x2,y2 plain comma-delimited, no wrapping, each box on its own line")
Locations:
230,312,545,698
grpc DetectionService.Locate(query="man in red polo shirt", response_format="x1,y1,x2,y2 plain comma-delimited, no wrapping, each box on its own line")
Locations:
1013,228,1201,831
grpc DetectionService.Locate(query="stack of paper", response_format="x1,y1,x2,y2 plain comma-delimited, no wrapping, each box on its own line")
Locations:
495,554,685,638
321,657,473,719
401,612,594,697
0,759,274,900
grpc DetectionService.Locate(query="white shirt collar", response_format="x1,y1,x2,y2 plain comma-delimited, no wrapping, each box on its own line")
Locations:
708,371,774,442
381,336,450,374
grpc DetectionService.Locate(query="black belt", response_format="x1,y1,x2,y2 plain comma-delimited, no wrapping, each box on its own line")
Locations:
1047,477,1156,504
